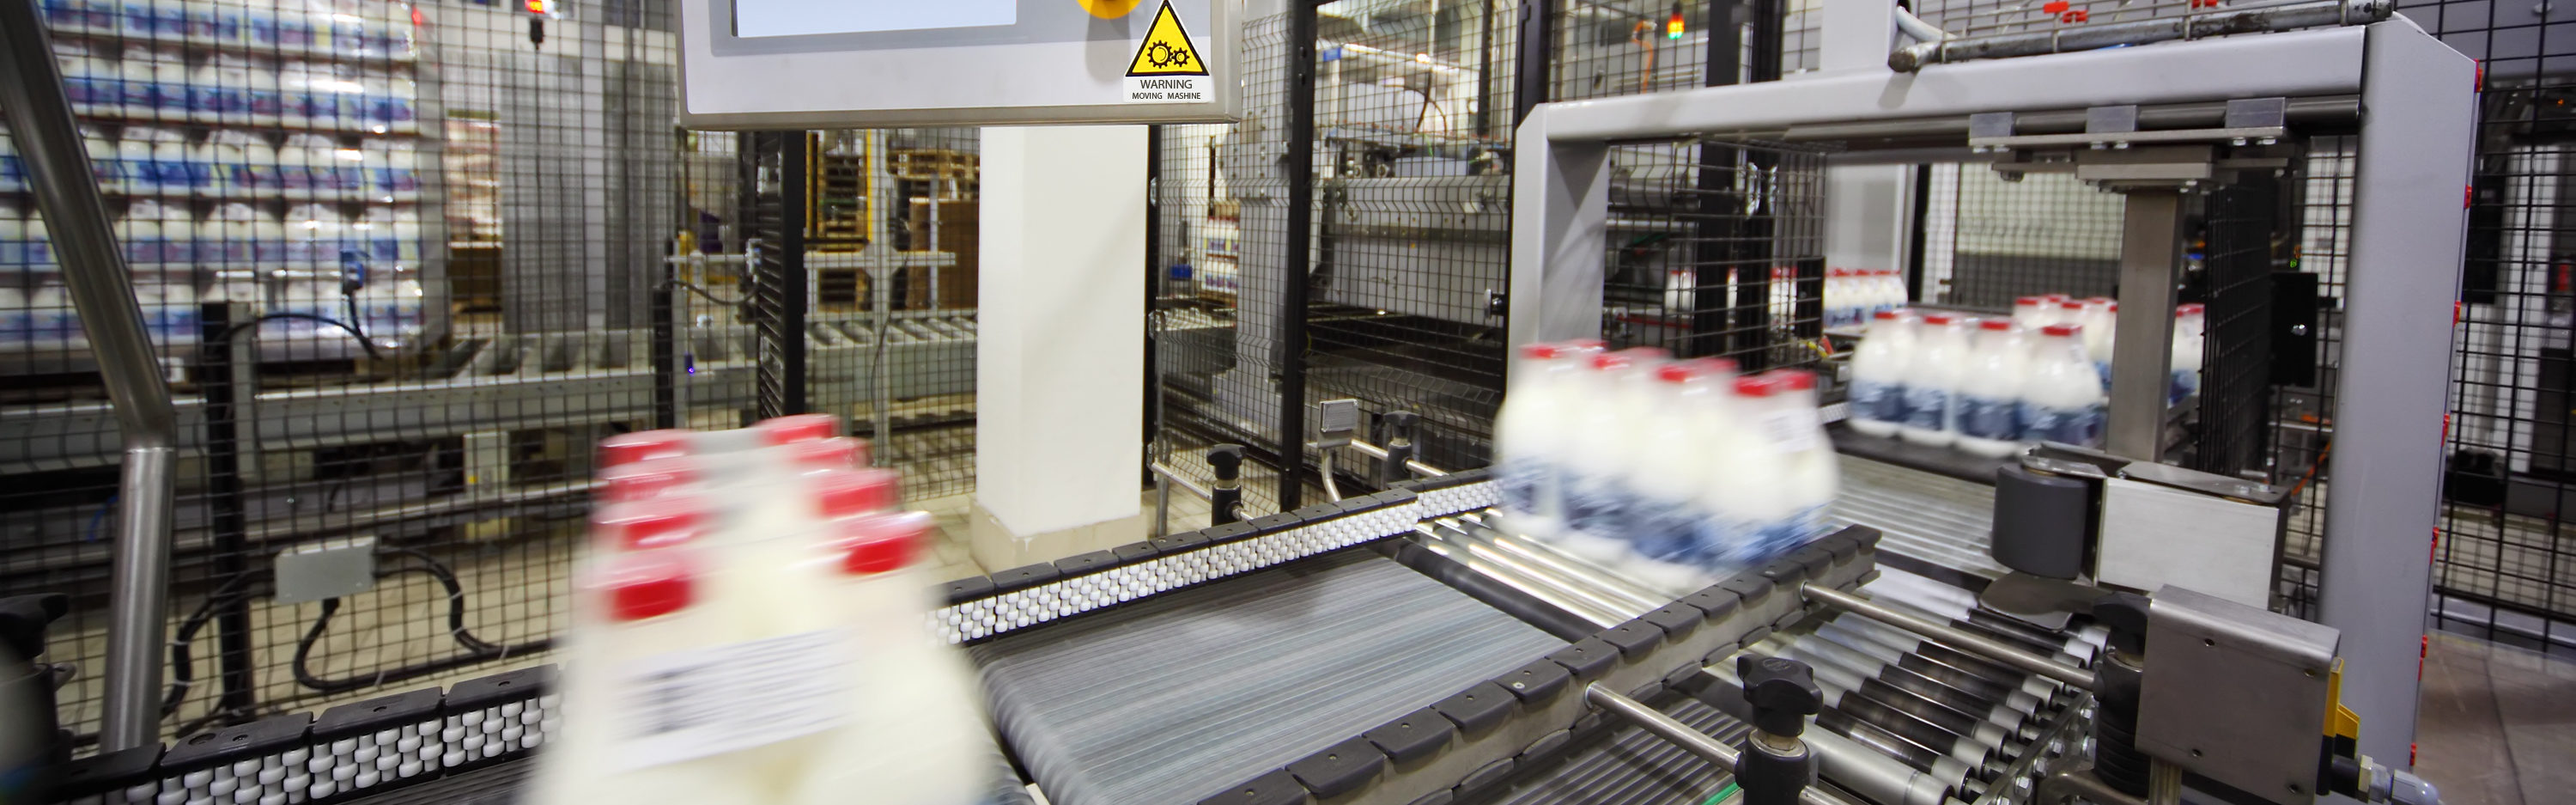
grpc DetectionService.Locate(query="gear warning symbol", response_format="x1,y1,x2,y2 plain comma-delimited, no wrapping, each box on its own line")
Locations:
1126,2,1208,77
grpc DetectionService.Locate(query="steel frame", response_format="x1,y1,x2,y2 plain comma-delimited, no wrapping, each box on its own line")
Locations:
1507,20,2474,764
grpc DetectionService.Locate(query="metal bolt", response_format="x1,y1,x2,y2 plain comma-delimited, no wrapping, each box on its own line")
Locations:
2231,137,2249,146
2016,778,2034,792
2258,137,2278,145
2090,141,2108,149
2114,141,2131,149
2291,323,2310,336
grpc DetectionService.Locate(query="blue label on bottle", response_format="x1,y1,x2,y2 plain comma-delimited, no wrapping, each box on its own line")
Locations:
1900,387,1950,431
2020,402,2105,447
2169,369,2197,406
121,78,154,110
1959,394,2019,440
1849,378,1906,424
1496,458,1546,515
1563,474,1630,537
1626,497,1703,563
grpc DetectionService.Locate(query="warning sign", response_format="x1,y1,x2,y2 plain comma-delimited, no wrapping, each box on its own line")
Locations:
1124,2,1209,103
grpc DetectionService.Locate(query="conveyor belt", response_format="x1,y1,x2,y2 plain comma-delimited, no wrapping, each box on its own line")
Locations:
972,551,1566,805
1830,458,2009,582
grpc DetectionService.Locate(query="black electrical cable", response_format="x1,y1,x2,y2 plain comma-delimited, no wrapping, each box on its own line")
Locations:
289,552,550,693
213,313,385,362
162,574,258,718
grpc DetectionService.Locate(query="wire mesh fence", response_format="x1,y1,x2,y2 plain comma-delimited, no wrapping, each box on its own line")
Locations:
1598,139,1830,372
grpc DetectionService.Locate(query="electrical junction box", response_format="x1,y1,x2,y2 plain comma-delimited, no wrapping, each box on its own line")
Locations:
275,536,378,604
1316,399,1361,448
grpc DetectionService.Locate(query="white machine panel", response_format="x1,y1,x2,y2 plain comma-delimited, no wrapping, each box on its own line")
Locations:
2096,478,2276,607
677,0,1240,128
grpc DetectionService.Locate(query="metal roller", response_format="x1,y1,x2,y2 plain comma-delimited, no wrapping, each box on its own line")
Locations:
1750,638,2007,772
1771,639,2026,754
1777,631,2043,733
1804,625,2035,708
1817,619,2068,704
972,552,1566,805
1698,661,1965,805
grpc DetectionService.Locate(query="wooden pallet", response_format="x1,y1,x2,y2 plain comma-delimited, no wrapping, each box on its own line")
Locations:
890,149,979,181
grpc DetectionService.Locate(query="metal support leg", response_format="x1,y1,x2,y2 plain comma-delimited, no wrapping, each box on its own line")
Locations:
0,0,180,752
197,303,258,723
2106,190,2182,460
1209,443,1245,526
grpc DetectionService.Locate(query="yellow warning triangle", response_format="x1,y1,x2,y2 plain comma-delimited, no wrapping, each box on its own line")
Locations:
1127,2,1208,76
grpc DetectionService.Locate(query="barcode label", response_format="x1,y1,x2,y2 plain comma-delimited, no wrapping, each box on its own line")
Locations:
609,629,855,769
1758,408,1825,454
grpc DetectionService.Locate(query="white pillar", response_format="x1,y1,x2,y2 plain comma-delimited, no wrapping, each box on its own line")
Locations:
970,125,1148,571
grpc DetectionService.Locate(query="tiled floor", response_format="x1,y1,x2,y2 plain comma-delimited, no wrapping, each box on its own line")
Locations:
2415,632,2576,805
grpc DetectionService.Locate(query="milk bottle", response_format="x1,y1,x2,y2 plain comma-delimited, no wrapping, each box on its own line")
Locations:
1898,314,1965,446
2020,324,2105,448
1954,319,2028,458
1762,369,1838,552
1699,375,1793,569
1623,358,1731,592
1562,348,1665,562
2170,303,2203,405
1494,341,1589,539
119,199,167,265
782,513,990,805
532,550,763,805
1846,310,1911,438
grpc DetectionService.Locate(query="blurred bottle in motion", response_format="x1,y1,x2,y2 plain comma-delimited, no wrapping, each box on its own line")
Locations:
1560,347,1665,564
1493,340,1598,541
534,416,991,805
1898,314,1965,447
1845,310,1911,438
2169,303,2203,405
1623,358,1733,592
1954,320,2028,458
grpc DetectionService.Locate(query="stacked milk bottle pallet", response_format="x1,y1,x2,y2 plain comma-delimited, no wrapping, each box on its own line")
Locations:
1494,342,1840,596
532,415,993,805
1821,268,1909,329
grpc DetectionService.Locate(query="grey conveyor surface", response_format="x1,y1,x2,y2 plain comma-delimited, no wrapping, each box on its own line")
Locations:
970,551,1569,805
1461,696,1753,805
1829,457,2010,581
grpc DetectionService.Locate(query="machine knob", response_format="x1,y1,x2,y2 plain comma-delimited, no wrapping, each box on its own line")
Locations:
1739,655,1822,739
1381,411,1420,436
2093,592,2152,658
1207,443,1245,481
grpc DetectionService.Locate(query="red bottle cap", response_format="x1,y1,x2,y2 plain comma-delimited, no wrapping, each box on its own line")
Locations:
1978,319,2011,331
598,430,690,468
1872,310,1900,320
592,498,705,550
2060,301,2087,310
1734,375,1778,397
602,552,693,622
813,468,901,518
835,511,933,576
1656,363,1698,382
759,413,840,445
785,436,869,470
1921,314,1955,326
598,457,696,503
2043,324,2082,338
1768,369,1817,391
1519,343,1564,360
2015,296,2044,305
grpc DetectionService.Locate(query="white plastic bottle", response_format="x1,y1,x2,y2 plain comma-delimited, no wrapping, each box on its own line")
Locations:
1846,310,1911,438
276,132,319,199
0,287,26,349
0,200,22,270
0,131,19,194
30,284,81,350
242,56,283,127
1762,369,1838,552
117,45,160,119
392,205,422,265
383,141,419,198
2011,296,2047,329
189,57,232,125
531,550,763,805
271,0,316,53
278,62,316,129
82,125,125,195
159,199,198,265
53,43,109,113
119,199,167,265
184,136,219,197
2079,298,2116,386
2169,303,2203,405
146,126,191,197
23,212,48,270
149,0,189,40
252,204,288,265
239,130,278,195
1494,341,1587,539
1698,374,1792,570
1822,268,1848,328
209,0,250,43
210,202,259,265
1561,347,1664,563
2020,324,2105,448
244,0,283,48
1877,271,1908,314
1954,320,2029,458
161,281,198,347
782,514,991,805
358,205,400,265
1623,358,1729,593
1897,314,1965,447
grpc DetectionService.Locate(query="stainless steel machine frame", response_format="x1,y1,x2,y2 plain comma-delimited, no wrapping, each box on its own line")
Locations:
1507,21,2473,764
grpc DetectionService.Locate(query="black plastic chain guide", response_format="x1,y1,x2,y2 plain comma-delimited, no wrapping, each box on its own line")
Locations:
47,665,556,805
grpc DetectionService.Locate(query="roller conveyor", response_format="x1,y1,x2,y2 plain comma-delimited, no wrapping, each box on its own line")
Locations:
1829,459,2009,582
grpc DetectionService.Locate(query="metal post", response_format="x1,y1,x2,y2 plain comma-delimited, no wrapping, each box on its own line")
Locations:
2105,191,2182,460
2322,22,2477,765
1511,0,1558,128
1473,0,1497,138
1279,2,1319,511
651,241,678,429
865,131,894,456
0,0,181,751
197,302,258,723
